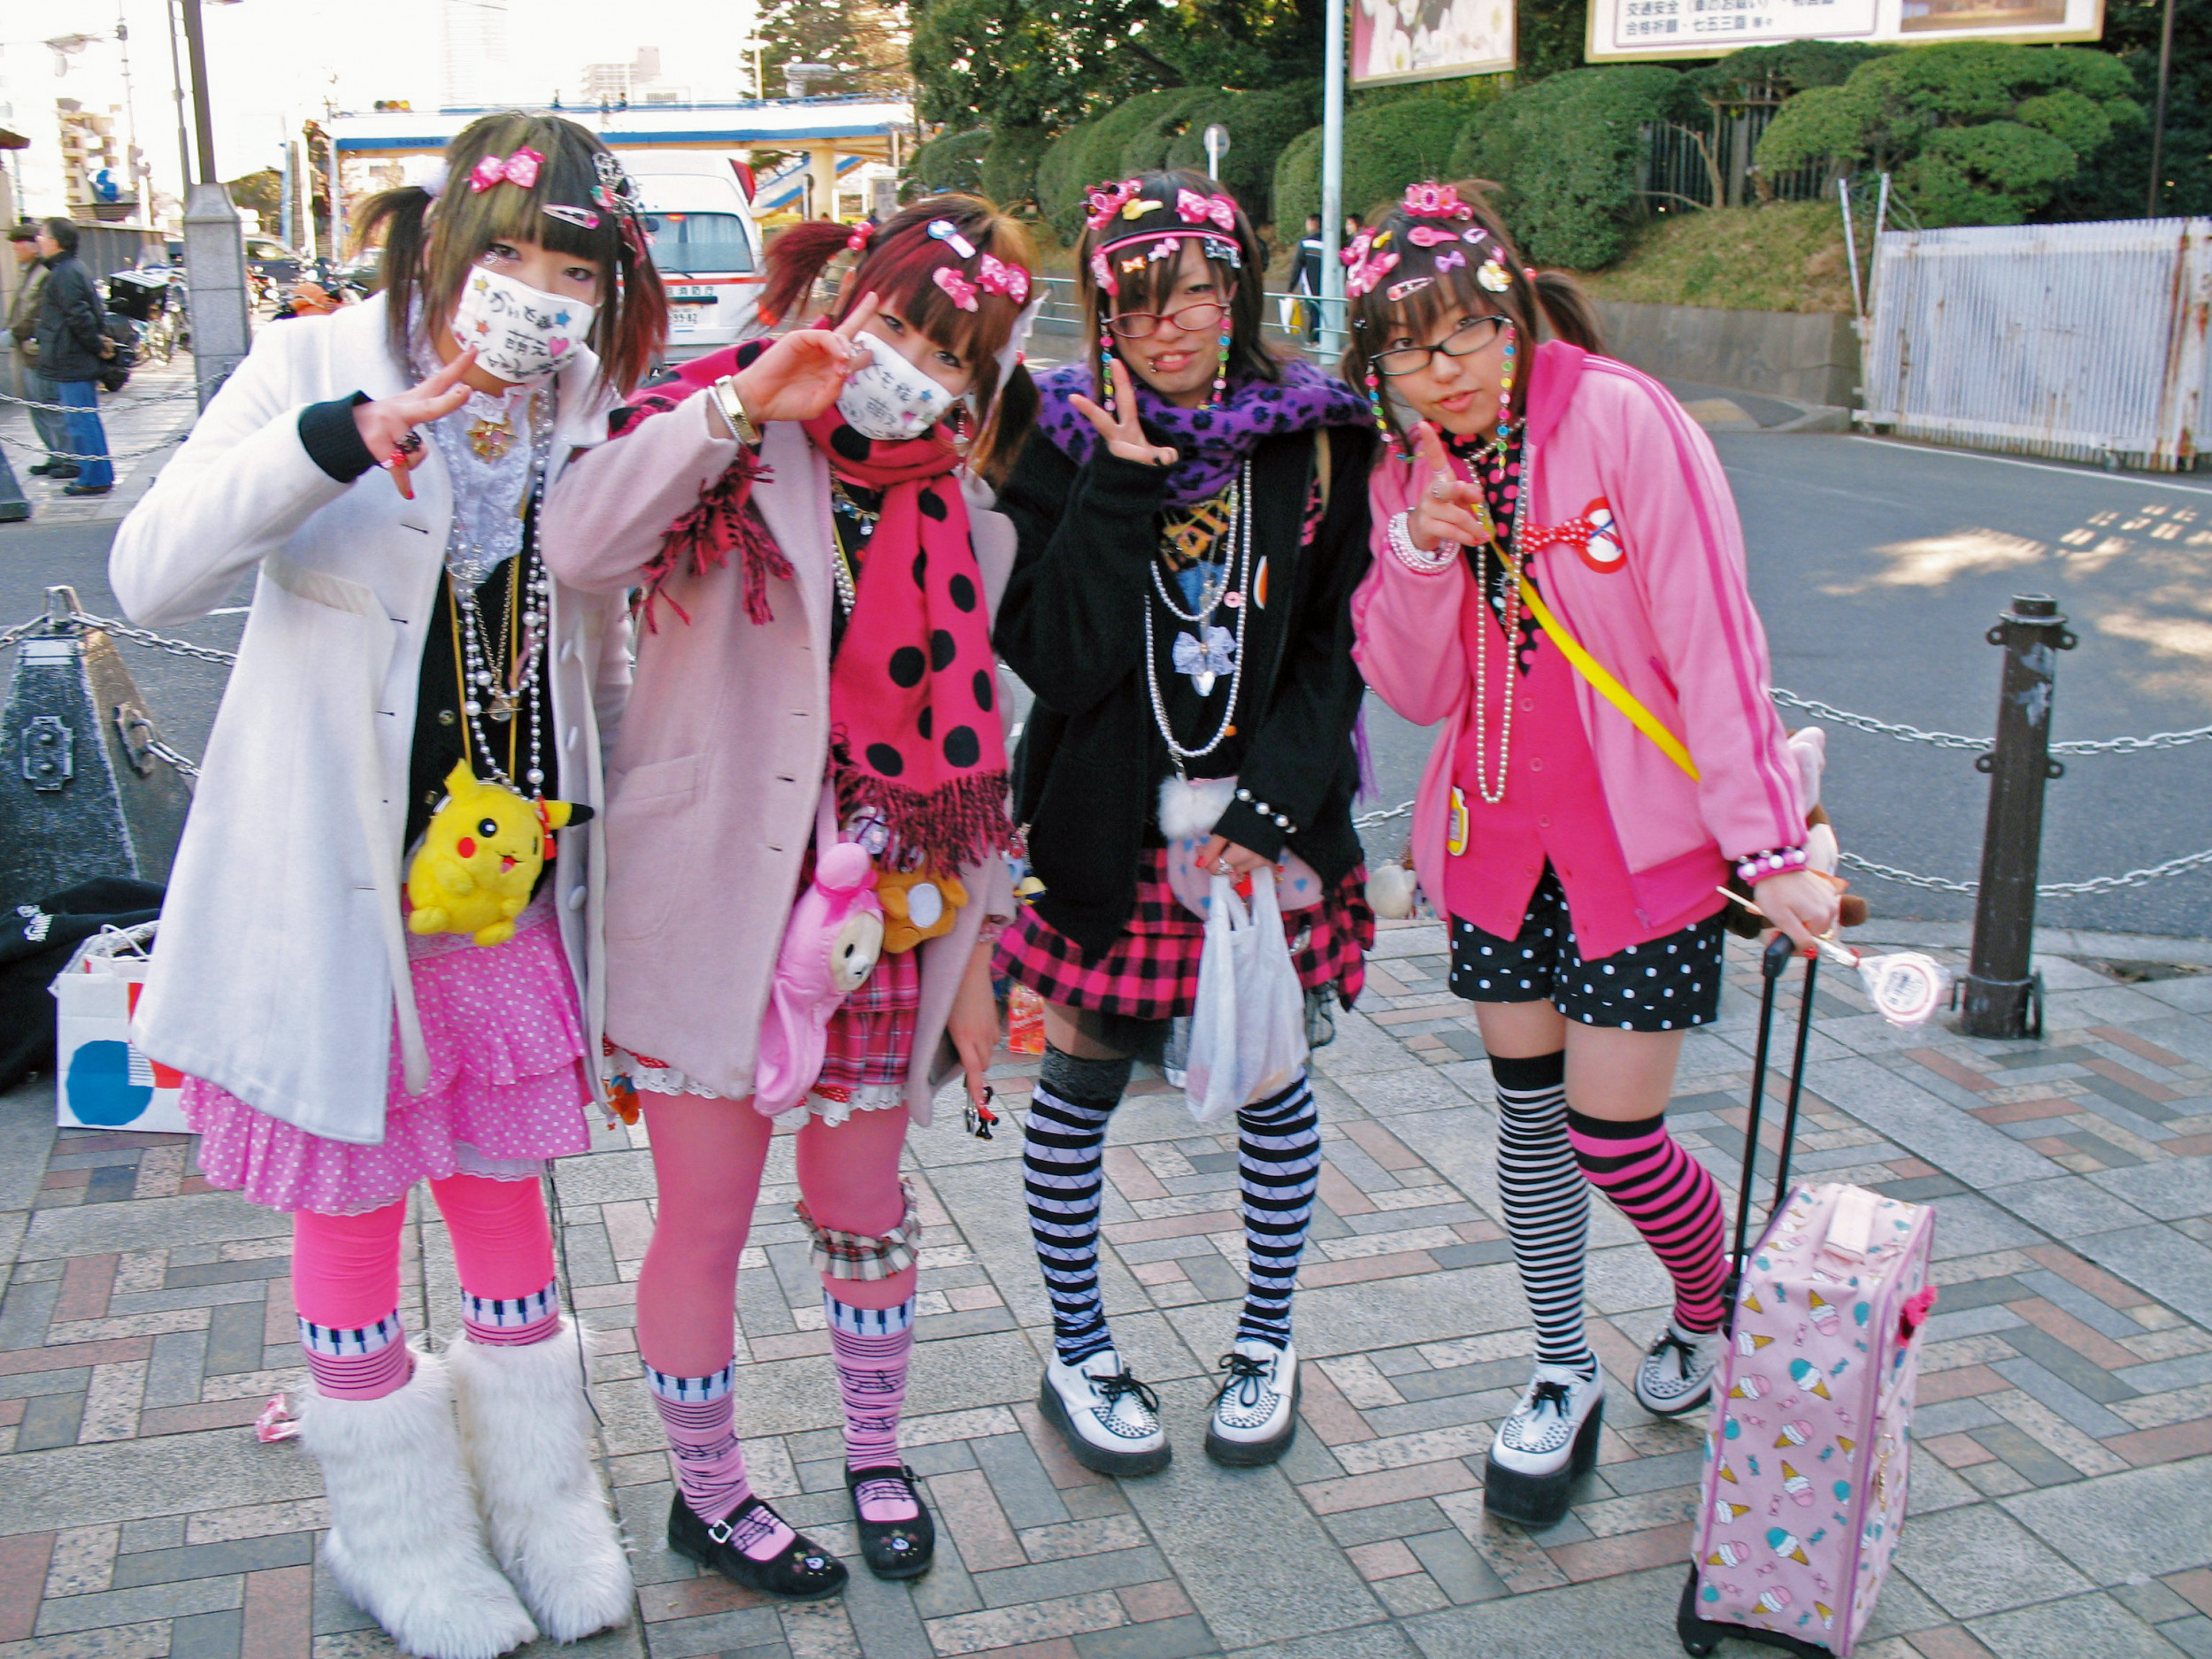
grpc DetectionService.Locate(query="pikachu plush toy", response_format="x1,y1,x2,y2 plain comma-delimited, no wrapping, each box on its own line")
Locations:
406,759,590,947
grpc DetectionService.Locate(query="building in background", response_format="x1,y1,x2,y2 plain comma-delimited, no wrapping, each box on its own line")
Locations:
57,101,131,221
579,47,695,109
441,0,513,109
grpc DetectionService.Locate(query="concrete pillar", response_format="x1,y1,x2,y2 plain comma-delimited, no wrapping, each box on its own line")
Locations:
810,145,838,219
183,182,251,409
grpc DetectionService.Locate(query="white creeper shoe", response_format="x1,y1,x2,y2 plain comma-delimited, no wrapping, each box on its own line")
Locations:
1634,1323,1724,1417
1205,1340,1300,1467
1040,1350,1171,1478
1484,1363,1604,1529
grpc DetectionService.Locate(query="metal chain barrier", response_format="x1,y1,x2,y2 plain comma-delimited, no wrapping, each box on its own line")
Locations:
0,382,206,416
0,603,240,665
1354,800,1415,830
1841,846,2212,897
1770,687,2212,756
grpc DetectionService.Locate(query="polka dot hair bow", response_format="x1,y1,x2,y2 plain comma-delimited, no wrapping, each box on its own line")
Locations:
469,148,542,193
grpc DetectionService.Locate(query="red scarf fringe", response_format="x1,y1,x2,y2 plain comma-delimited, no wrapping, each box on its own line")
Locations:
833,758,1017,872
637,447,795,632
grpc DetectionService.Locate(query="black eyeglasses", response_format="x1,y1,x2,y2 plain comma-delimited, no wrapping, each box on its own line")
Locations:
1106,299,1227,340
1373,314,1509,378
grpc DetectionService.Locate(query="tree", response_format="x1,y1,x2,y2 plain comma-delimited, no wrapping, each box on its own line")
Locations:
2051,0,2211,218
758,0,910,97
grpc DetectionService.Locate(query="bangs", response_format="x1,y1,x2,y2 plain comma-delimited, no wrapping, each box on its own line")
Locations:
433,115,625,274
1103,237,1240,319
835,207,1031,373
1364,266,1497,346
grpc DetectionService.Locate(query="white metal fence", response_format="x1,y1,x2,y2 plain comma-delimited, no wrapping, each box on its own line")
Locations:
1859,218,2212,472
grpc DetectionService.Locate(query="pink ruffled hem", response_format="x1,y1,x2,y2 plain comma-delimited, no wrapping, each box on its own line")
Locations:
183,901,592,1216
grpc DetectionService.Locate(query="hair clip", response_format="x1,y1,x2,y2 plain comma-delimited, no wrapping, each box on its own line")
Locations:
1346,249,1399,297
1434,249,1467,273
1089,246,1118,296
1119,253,1150,274
1402,182,1471,219
1147,238,1176,263
927,219,977,258
541,204,600,231
469,148,542,193
846,221,875,253
1479,258,1512,293
1384,275,1435,303
1175,188,1236,232
1084,178,1142,230
1406,225,1459,249
1340,230,1373,266
1124,198,1163,219
1462,227,1491,247
977,253,1029,303
933,266,979,311
1201,234,1241,269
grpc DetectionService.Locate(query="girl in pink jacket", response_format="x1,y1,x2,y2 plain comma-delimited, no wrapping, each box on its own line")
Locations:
1345,183,1838,1530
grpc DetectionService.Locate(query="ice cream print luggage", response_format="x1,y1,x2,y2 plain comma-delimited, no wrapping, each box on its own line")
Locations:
1678,938,1939,1659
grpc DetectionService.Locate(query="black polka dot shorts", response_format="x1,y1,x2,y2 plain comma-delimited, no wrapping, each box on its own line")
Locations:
1447,867,1724,1031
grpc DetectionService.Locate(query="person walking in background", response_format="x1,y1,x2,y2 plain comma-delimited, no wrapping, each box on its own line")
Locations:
8,225,73,480
1290,213,1324,343
32,219,114,496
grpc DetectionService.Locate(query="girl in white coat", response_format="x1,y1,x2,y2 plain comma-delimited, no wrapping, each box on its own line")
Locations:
109,111,666,1659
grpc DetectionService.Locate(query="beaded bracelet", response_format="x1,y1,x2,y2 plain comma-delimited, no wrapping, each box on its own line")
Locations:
1386,511,1459,576
1737,847,1809,885
1234,785,1294,833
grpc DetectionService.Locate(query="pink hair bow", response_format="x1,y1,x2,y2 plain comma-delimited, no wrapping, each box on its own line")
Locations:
1346,249,1399,297
1175,188,1234,232
1402,181,1469,219
469,148,543,193
1084,178,1143,231
1089,247,1118,297
933,266,979,311
977,254,1030,303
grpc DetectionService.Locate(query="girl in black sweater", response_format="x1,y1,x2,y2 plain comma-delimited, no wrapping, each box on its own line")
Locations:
994,170,1376,1475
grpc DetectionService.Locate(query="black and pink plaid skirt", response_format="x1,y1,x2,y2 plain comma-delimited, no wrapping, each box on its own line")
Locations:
995,846,1372,1021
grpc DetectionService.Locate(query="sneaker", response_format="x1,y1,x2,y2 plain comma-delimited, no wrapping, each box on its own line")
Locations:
1634,1323,1723,1417
1039,1350,1170,1478
61,483,111,497
1484,1364,1604,1529
1204,1340,1299,1468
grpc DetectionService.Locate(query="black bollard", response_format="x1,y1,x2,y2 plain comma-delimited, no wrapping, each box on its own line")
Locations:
1959,594,2076,1040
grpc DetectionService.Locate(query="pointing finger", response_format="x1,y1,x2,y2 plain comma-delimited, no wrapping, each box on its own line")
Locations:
833,292,881,342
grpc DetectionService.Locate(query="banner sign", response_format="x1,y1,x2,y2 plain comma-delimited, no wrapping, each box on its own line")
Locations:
1354,0,1517,85
1586,0,2103,60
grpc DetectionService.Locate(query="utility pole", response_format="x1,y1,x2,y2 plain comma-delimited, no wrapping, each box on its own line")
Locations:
176,0,250,407
1319,0,1347,363
165,0,193,193
2146,0,2176,219
180,0,219,183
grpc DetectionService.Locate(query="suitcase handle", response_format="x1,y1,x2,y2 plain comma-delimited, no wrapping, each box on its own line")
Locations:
1724,935,1821,1333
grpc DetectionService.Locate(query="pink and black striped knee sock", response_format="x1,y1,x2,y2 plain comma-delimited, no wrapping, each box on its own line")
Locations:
1567,1109,1728,1333
826,1292,918,1522
644,1361,795,1560
299,1310,414,1401
460,1278,561,1347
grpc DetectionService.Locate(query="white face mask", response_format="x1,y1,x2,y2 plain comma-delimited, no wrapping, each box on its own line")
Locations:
451,265,595,385
836,341,956,440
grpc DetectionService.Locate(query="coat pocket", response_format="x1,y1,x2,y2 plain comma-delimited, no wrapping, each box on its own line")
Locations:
603,753,701,941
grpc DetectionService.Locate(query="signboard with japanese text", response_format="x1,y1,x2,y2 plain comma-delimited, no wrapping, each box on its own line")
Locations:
1354,0,1517,85
1586,0,2102,60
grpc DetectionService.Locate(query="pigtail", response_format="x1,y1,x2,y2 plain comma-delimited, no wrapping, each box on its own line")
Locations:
1532,270,1604,355
972,361,1036,488
354,185,435,373
760,220,866,331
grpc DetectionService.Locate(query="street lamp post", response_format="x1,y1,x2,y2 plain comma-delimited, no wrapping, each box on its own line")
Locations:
1318,0,1347,362
174,0,251,408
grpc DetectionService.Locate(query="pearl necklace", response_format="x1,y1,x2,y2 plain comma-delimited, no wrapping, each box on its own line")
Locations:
1149,479,1243,624
1465,445,1531,806
827,477,876,616
1144,461,1253,771
450,388,555,795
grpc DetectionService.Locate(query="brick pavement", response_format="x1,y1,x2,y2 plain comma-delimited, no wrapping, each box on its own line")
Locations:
3,924,2209,1658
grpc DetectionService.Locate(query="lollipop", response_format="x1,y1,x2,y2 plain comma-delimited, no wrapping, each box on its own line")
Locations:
1717,888,1951,1027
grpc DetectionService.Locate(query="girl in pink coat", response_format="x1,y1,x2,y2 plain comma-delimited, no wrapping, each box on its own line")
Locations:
1344,182,1838,1529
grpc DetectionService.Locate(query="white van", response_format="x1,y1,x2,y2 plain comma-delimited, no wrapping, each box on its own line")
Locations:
624,150,768,362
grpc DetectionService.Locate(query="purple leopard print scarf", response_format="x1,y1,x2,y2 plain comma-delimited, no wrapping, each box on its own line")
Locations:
1033,356,1369,508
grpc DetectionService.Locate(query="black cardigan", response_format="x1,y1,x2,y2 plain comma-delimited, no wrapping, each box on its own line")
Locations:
995,419,1377,957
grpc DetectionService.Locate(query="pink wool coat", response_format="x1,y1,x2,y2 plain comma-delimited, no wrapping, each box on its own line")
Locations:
1352,341,1805,937
541,396,1016,1124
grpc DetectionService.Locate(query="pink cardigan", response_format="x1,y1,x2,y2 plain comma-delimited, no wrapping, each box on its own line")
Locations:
1352,342,1803,939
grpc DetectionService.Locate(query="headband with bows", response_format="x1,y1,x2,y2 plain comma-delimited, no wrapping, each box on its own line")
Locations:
1079,176,1246,298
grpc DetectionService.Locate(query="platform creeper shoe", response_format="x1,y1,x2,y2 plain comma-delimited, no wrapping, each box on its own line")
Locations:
1040,1350,1171,1477
1484,1363,1604,1529
1633,1322,1724,1417
1205,1340,1300,1467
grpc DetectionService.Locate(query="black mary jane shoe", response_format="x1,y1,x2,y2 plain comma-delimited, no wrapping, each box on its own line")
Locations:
846,1464,936,1580
667,1492,849,1601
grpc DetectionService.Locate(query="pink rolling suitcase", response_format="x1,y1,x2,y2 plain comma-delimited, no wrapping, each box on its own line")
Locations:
1678,937,1939,1658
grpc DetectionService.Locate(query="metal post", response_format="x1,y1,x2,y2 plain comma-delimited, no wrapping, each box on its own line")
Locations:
1318,0,1347,363
165,0,193,192
2147,0,2176,219
183,182,250,408
1959,595,2077,1040
180,0,218,184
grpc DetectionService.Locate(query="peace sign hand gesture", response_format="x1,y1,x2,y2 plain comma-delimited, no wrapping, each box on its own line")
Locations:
730,293,881,426
1405,420,1491,553
1066,354,1178,469
352,347,477,477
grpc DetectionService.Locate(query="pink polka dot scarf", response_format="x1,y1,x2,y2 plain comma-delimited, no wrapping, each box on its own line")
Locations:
799,408,1014,870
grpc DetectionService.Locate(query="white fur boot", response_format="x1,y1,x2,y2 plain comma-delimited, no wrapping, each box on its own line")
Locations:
299,1348,537,1659
448,1319,634,1642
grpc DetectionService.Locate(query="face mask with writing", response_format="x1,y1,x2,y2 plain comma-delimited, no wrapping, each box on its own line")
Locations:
835,339,956,441
451,265,595,385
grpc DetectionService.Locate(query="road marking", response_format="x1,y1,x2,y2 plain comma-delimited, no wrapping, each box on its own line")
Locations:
1847,436,2212,497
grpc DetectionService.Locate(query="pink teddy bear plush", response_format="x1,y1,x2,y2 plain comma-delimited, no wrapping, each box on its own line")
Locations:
752,841,884,1117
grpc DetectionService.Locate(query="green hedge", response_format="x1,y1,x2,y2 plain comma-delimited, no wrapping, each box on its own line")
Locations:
980,126,1052,210
909,127,990,196
1271,94,1474,231
1038,83,1325,236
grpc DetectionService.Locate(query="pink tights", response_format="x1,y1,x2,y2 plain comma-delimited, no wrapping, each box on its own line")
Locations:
291,1173,558,1398
634,1094,918,1544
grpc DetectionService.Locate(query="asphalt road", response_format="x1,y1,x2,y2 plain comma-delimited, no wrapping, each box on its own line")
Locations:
5,428,2208,937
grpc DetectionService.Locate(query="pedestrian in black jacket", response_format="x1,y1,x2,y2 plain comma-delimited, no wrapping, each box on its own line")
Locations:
33,219,114,494
991,169,1377,1481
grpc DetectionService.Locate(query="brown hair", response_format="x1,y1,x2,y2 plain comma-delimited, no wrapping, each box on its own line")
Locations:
1073,169,1279,398
352,111,668,395
1341,180,1603,449
762,195,1040,482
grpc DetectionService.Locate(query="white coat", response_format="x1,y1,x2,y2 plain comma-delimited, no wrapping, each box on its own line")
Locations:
109,294,628,1146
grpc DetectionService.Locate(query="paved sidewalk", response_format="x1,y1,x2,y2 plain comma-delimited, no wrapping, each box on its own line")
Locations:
2,925,2209,1659
1,357,200,531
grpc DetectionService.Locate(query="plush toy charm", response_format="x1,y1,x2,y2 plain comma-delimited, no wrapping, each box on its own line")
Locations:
753,833,884,1117
877,866,968,955
406,760,586,946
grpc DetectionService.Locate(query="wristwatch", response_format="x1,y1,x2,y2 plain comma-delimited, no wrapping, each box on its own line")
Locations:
710,373,759,445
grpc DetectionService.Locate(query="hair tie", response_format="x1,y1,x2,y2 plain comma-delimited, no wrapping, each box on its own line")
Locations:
846,221,875,254
401,156,448,201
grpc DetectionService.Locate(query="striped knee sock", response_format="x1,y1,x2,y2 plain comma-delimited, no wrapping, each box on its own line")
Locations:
299,1310,414,1401
644,1361,794,1559
1568,1109,1728,1334
827,1293,918,1521
1492,1052,1596,1374
1024,1047,1133,1367
1235,1073,1319,1349
459,1278,560,1347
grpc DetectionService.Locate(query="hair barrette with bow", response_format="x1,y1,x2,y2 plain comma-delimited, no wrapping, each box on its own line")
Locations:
469,148,542,193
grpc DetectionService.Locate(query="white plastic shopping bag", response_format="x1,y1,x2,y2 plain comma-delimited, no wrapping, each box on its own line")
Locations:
1183,871,1310,1124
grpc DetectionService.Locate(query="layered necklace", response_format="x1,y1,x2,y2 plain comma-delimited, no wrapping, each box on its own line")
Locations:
827,474,879,616
1458,431,1530,806
1143,463,1253,773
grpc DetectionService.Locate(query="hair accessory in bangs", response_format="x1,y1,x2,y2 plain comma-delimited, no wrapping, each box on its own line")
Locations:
1385,275,1434,303
1434,249,1466,273
1479,258,1511,293
588,152,649,260
1088,246,1118,297
1402,181,1471,219
1175,188,1235,232
468,148,542,193
846,221,875,253
933,267,979,311
927,219,977,258
1202,234,1241,270
541,203,600,231
1343,231,1400,298
977,253,1030,303
1406,225,1460,249
1084,179,1143,230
